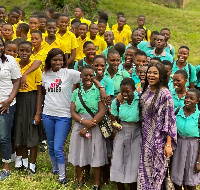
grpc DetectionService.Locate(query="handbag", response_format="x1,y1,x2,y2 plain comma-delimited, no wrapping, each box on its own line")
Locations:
78,89,113,138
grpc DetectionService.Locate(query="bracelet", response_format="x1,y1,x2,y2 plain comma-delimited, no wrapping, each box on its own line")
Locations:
165,144,171,147
99,86,104,90
197,162,200,164
80,118,84,124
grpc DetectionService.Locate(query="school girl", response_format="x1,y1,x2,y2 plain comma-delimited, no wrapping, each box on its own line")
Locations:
14,41,42,173
170,88,200,189
110,78,141,190
171,70,188,110
68,65,107,190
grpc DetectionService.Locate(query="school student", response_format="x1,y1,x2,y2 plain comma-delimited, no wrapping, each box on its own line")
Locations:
171,70,188,110
16,23,29,40
146,34,173,62
27,15,40,40
170,88,200,189
56,14,78,67
0,19,6,37
1,23,14,42
0,6,6,21
104,49,130,97
137,15,151,42
4,40,18,58
97,19,107,40
137,31,159,53
74,41,96,71
88,23,107,55
14,41,42,174
110,78,141,190
38,14,47,35
172,46,196,88
95,11,110,31
112,12,131,31
75,23,90,61
162,60,173,91
126,29,143,49
68,65,107,190
160,28,175,59
70,18,81,38
42,48,81,184
30,30,48,71
112,16,131,46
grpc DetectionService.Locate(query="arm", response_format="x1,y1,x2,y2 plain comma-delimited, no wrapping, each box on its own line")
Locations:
164,135,173,158
190,82,195,89
21,60,42,89
0,78,21,114
67,48,76,66
33,85,43,125
64,53,68,68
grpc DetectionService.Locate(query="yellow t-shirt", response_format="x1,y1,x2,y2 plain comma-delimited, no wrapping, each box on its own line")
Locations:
70,17,91,27
17,60,42,92
56,30,78,54
88,34,107,55
112,28,132,46
75,35,91,61
143,25,151,42
41,37,66,53
30,49,48,70
112,23,131,31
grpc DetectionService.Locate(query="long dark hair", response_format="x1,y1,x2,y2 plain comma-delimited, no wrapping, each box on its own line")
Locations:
0,36,8,63
142,61,168,113
44,48,67,72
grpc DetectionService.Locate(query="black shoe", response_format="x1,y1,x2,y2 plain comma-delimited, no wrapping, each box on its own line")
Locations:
93,185,100,190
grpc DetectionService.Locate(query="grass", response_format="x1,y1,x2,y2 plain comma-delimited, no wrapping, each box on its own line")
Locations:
1,0,200,189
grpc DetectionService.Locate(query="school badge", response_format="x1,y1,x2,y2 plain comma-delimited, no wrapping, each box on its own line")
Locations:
123,37,126,42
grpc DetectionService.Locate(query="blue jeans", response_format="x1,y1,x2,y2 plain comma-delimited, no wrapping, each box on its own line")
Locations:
42,114,72,164
0,104,16,163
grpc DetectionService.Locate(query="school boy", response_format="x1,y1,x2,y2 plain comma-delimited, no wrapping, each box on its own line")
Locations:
70,7,91,27
88,23,107,55
74,41,96,71
137,31,159,53
126,29,143,49
112,12,131,31
38,14,47,35
137,15,151,41
56,14,78,67
146,34,173,62
160,28,175,59
75,23,90,61
112,16,131,46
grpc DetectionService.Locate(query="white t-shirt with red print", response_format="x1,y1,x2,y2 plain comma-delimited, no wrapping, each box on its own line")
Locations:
42,68,81,117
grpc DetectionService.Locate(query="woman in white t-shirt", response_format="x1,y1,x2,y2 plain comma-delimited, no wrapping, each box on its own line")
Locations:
0,36,21,180
42,48,81,184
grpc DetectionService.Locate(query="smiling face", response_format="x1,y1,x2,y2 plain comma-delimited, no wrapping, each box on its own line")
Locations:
184,91,199,109
147,66,159,87
50,54,64,72
104,31,114,45
18,44,32,61
81,68,94,89
124,49,135,66
57,16,70,31
177,48,189,63
117,17,126,28
46,22,57,37
107,53,120,71
79,24,88,38
5,43,18,58
120,84,134,102
93,57,106,77
173,73,187,91
83,43,96,61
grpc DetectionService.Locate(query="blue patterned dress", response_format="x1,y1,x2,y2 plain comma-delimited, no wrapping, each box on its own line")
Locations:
138,87,177,190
